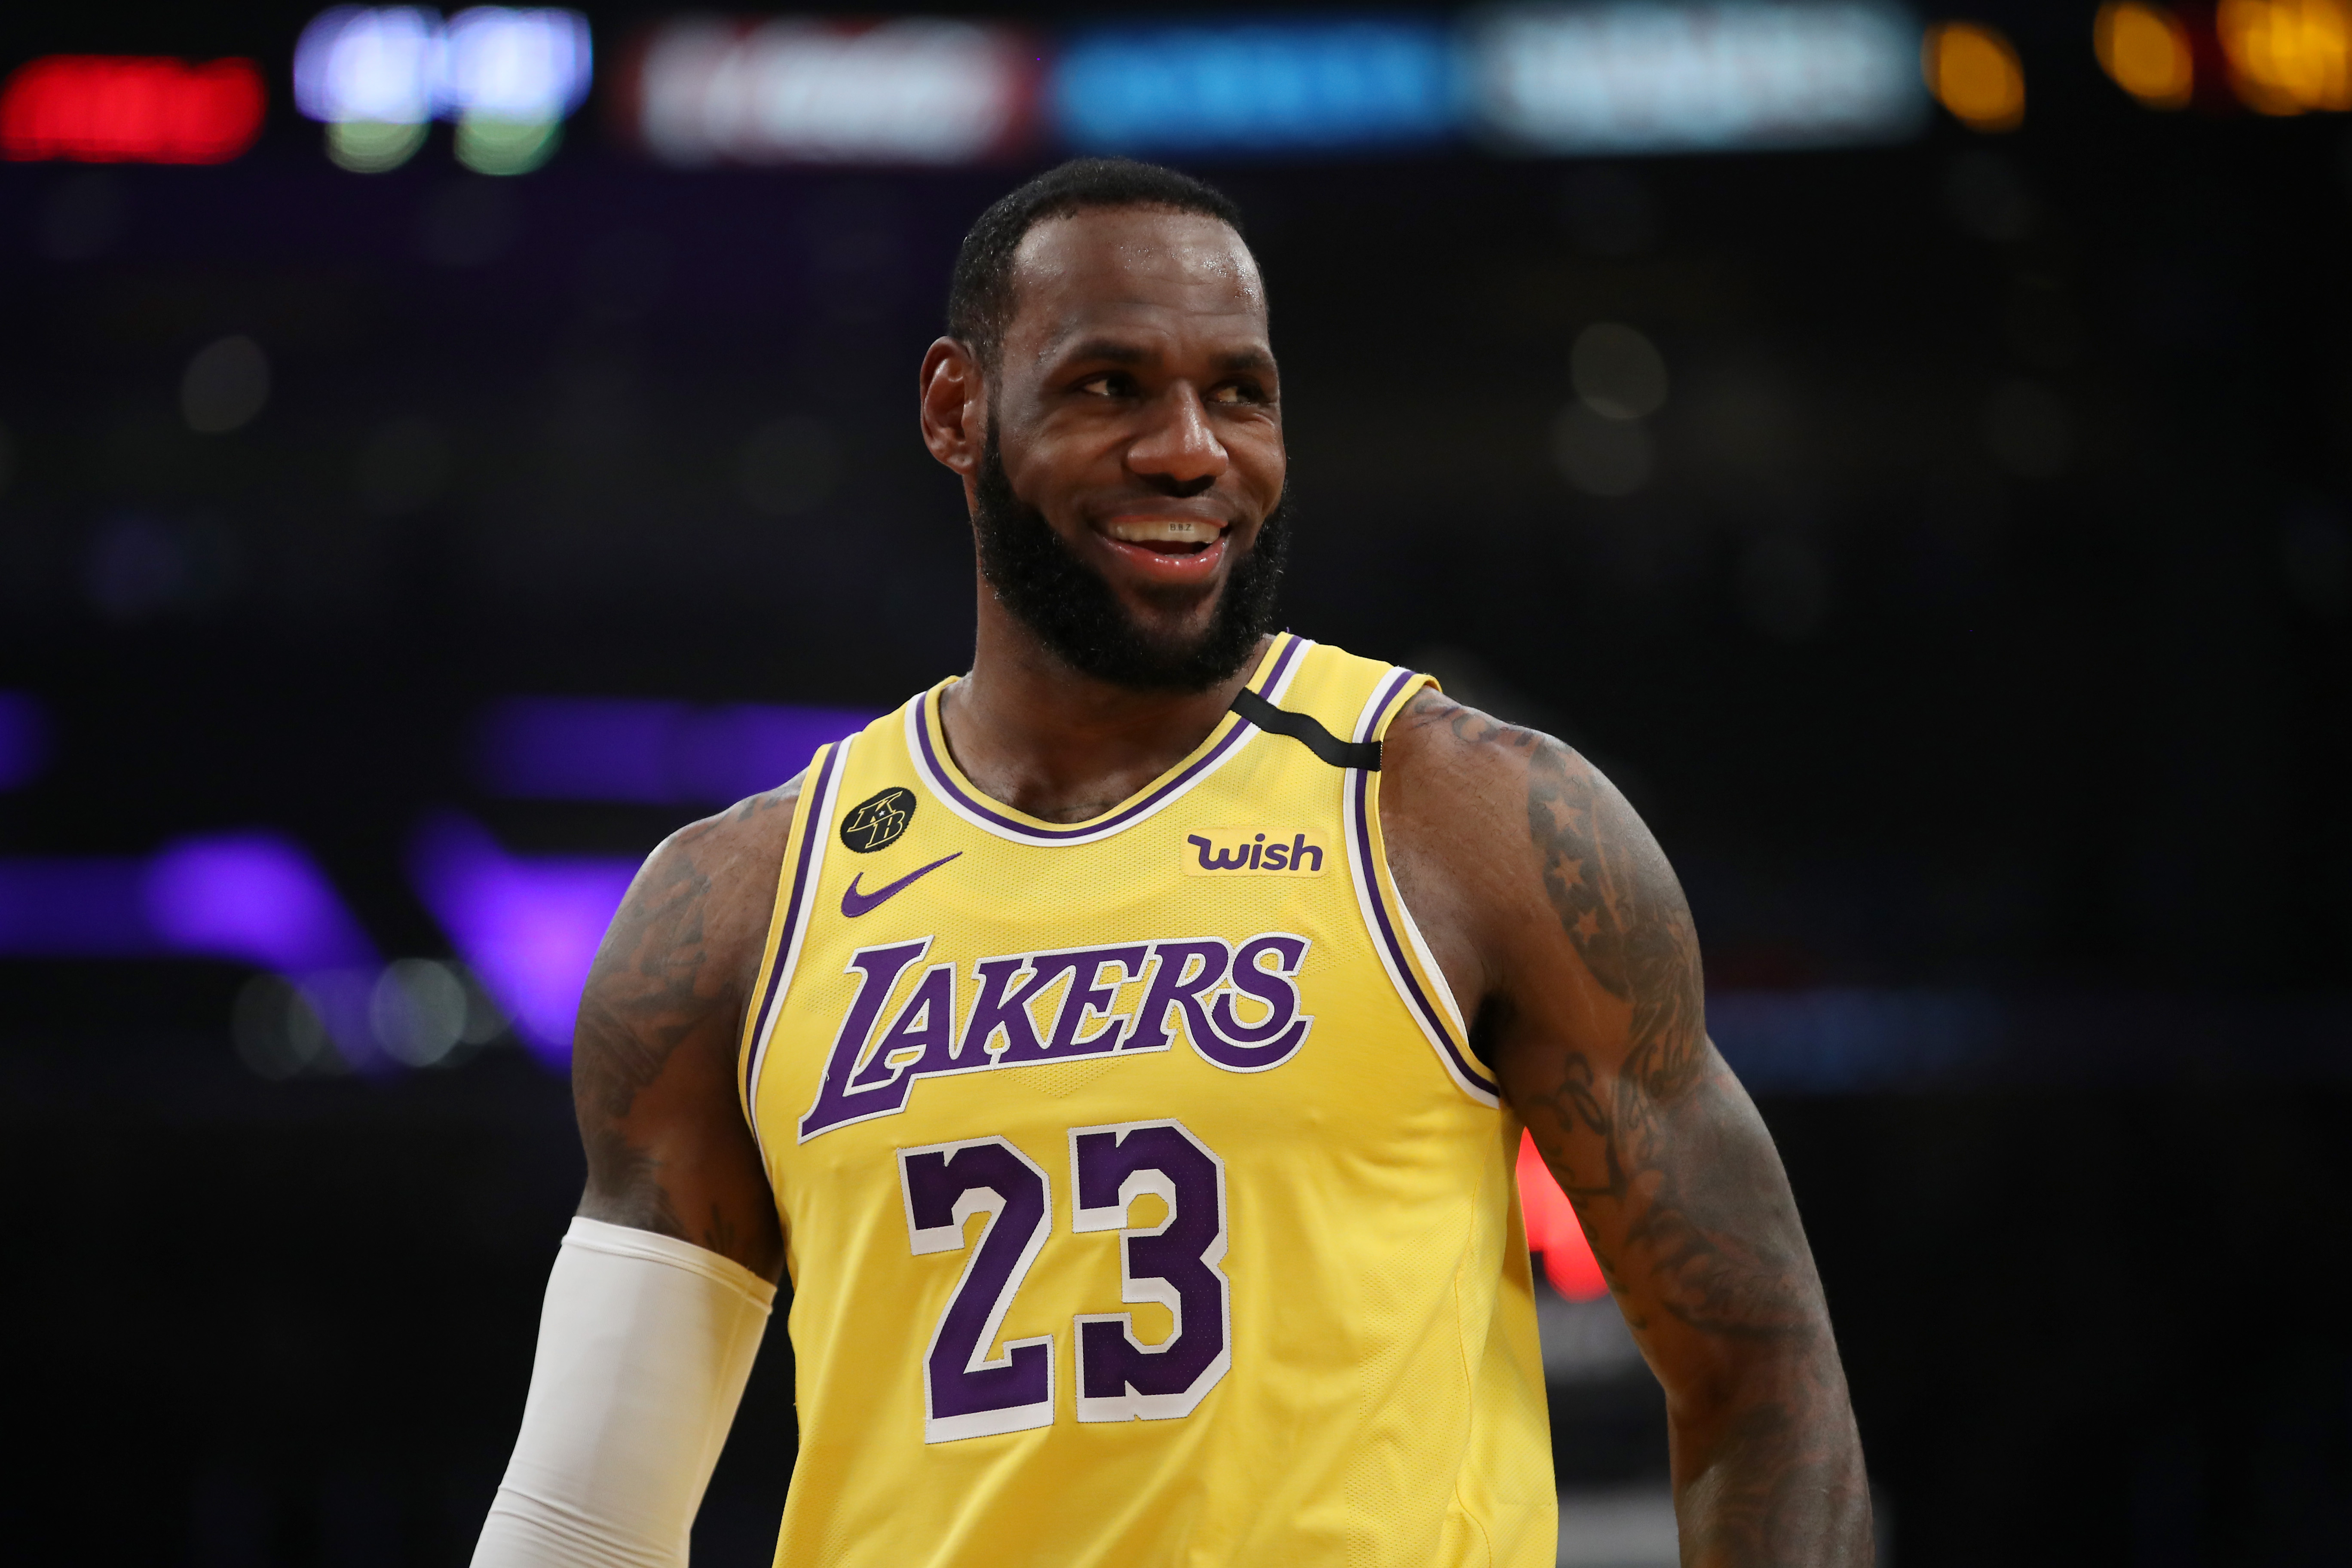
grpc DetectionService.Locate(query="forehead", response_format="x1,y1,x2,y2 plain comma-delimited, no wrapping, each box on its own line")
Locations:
1003,207,1268,361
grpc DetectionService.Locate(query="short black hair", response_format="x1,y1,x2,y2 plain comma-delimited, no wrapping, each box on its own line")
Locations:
946,157,1246,373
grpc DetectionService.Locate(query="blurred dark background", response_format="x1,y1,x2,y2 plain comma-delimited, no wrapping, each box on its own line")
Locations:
2,2,2349,1564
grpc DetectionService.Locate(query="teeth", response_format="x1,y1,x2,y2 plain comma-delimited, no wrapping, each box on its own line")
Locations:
1104,519,1221,545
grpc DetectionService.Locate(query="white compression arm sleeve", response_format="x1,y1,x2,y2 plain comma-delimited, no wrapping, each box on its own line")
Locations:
472,1216,777,1568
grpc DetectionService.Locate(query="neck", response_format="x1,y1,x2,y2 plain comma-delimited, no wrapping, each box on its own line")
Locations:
940,594,1270,825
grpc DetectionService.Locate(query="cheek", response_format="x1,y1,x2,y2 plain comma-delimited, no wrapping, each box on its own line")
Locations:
1228,427,1287,500
1006,429,1114,501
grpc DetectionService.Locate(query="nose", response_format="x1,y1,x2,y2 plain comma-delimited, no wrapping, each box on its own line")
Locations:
1127,383,1228,496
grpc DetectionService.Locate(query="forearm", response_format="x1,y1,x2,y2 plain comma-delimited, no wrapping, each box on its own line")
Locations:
474,1219,775,1568
1667,1338,1871,1568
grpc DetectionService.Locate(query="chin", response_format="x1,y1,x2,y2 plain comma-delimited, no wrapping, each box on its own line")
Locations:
1125,577,1225,619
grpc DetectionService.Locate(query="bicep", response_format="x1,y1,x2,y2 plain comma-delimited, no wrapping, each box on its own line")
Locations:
1476,741,1827,1387
571,791,798,1283
1501,1026,1822,1383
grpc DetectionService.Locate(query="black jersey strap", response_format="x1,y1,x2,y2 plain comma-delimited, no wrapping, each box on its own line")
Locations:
1230,687,1383,772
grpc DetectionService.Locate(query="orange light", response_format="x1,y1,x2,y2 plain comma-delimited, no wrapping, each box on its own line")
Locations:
0,56,264,164
1924,21,2026,131
1517,1130,1608,1302
2218,0,2352,112
2096,2,2196,107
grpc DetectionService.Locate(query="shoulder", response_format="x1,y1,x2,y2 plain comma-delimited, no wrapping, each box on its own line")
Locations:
1378,683,1574,855
643,772,806,965
652,773,807,906
1379,685,1691,1005
587,772,808,1024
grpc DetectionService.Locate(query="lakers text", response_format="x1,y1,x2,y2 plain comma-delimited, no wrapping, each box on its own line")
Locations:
798,933,1316,1140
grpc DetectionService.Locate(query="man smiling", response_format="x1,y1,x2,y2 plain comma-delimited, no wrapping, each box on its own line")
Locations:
472,159,1870,1568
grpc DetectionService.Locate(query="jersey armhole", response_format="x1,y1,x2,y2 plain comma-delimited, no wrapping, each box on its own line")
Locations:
736,735,854,1151
1343,669,1503,1107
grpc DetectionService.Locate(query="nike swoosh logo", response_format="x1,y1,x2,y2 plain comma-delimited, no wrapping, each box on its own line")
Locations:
841,851,962,918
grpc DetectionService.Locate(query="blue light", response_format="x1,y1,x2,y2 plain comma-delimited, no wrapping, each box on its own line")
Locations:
1467,2,1927,155
0,693,49,790
295,6,593,123
1052,18,1460,155
1708,987,2000,1092
474,696,875,805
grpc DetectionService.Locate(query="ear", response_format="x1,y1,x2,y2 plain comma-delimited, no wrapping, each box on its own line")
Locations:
918,337,985,481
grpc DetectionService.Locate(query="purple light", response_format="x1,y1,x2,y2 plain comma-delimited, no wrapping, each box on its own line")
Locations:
0,858,153,953
475,696,873,805
0,833,374,974
0,693,51,790
145,834,378,973
410,814,637,1067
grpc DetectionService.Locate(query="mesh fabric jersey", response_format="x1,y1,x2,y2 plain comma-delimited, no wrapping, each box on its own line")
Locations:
739,634,1556,1567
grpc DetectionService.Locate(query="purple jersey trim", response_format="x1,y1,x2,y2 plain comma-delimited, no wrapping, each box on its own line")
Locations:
743,737,846,1112
1348,670,1503,1100
910,633,1307,846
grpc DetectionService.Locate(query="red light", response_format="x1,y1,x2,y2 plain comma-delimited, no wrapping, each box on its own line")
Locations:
1518,1128,1608,1302
1,56,264,164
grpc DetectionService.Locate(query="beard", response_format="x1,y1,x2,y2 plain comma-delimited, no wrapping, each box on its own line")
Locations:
971,426,1289,693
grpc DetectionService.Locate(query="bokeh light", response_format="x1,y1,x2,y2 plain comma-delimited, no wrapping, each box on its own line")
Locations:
0,56,264,164
473,696,873,804
370,959,470,1067
294,5,590,172
2097,2,2196,109
1924,20,2025,131
1054,18,1457,156
143,835,378,975
180,335,270,435
636,18,1035,166
326,118,426,172
1553,404,1654,497
0,694,50,791
232,973,342,1080
1469,2,1926,155
408,814,637,1064
1517,1130,1606,1302
2218,0,2352,113
1571,323,1670,422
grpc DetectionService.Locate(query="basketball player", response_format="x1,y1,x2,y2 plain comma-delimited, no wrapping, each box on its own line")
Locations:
472,160,1868,1567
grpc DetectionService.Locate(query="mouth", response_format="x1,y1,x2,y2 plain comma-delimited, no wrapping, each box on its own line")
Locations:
1093,516,1232,584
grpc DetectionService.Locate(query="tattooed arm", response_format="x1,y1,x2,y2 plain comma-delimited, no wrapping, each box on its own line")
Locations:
571,778,802,1281
1381,691,1869,1567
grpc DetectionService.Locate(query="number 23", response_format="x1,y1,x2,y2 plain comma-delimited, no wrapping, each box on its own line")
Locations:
896,1120,1231,1444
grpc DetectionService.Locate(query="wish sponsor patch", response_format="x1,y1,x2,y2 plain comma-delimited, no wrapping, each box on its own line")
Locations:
1182,828,1329,876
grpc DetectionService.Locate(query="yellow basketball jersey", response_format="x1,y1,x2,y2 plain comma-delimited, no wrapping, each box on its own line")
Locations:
739,634,1556,1568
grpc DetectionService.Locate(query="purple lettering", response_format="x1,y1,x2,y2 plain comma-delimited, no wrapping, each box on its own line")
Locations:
1120,939,1232,1053
1289,833,1322,873
1196,934,1312,1072
797,938,930,1139
1072,1121,1231,1421
1186,835,1249,871
901,1137,1055,1441
960,955,1051,1061
995,943,1150,1066
849,962,959,1088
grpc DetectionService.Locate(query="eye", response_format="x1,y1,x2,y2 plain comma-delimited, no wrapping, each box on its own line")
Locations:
1208,380,1267,406
1075,372,1130,398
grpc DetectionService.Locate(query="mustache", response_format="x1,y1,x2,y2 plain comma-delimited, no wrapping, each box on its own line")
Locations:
972,429,1289,694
